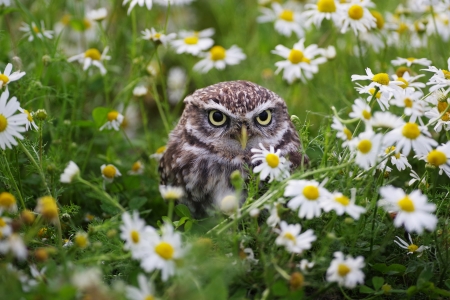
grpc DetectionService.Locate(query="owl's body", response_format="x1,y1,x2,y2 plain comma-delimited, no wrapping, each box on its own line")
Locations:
159,80,306,217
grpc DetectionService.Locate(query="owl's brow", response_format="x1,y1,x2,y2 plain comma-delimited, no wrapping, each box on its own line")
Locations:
203,100,238,118
244,101,277,119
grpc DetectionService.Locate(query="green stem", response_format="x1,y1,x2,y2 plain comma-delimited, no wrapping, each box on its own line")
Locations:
77,178,126,213
39,120,43,168
167,200,174,222
2,151,26,210
138,96,152,150
151,80,171,135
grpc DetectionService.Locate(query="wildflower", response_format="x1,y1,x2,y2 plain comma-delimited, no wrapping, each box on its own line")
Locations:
323,45,337,60
0,90,28,150
0,192,17,213
123,0,152,15
394,234,429,257
220,194,239,216
299,259,315,271
74,232,89,249
87,8,108,21
351,68,403,94
128,161,144,175
101,164,121,183
19,21,54,42
407,170,426,187
150,145,166,160
72,268,107,295
0,212,12,238
34,109,47,121
67,47,111,75
141,28,176,46
132,85,148,97
423,60,450,95
391,57,432,67
159,185,184,201
392,72,426,91
171,28,214,56
99,110,124,131
378,186,437,234
0,234,27,260
60,161,80,183
390,88,425,122
349,130,382,170
193,45,246,73
120,211,157,258
380,146,411,172
265,203,280,227
284,179,331,219
272,39,327,84
0,63,26,90
302,0,342,28
275,221,316,254
338,0,376,35
251,143,290,182
167,67,187,105
290,272,304,290
370,111,403,129
21,210,35,225
321,189,366,220
326,251,365,288
35,196,59,223
257,3,304,37
331,117,352,146
239,243,259,266
126,274,156,300
349,98,372,122
355,83,391,111
140,223,184,281
18,108,38,131
84,213,95,222
423,142,450,178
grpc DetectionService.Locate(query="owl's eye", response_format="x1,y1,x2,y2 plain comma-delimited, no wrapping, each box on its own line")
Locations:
208,110,227,126
255,110,272,126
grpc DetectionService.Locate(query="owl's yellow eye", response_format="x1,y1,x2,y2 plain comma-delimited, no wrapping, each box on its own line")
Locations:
208,110,227,126
255,110,272,126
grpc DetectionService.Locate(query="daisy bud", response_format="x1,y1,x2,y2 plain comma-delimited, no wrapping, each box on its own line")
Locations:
289,272,304,291
42,55,51,66
35,196,59,223
249,208,260,218
75,232,89,249
21,209,36,225
107,229,117,238
0,192,18,213
34,248,49,262
382,284,392,295
35,109,47,121
324,46,336,60
220,195,239,215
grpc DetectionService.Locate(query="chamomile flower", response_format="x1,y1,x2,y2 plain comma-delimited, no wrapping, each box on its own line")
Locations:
351,68,403,94
0,90,27,150
167,67,187,105
132,86,148,97
86,8,108,21
272,39,327,84
303,0,342,28
19,21,54,42
141,28,176,46
349,98,372,123
331,117,352,147
128,161,144,175
67,47,111,75
299,259,315,272
35,196,59,223
339,0,376,35
171,28,214,56
349,130,382,170
407,170,426,187
394,234,429,257
123,0,152,15
60,161,80,183
120,211,157,259
284,179,331,219
99,110,124,131
74,232,89,249
150,146,166,160
193,45,246,73
355,84,391,110
381,146,411,171
423,58,450,95
321,189,366,220
391,57,432,67
391,72,426,91
101,164,122,183
378,186,437,234
0,212,12,238
390,88,425,122
0,234,27,260
18,108,38,131
424,105,450,133
140,223,183,281
275,221,316,254
220,194,239,216
265,203,281,228
0,192,17,213
370,111,404,129
0,63,26,90
257,3,304,38
159,185,184,201
126,274,156,300
326,251,365,289
423,142,450,178
251,143,290,183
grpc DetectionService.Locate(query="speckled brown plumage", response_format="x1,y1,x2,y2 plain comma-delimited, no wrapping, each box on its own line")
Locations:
159,80,307,217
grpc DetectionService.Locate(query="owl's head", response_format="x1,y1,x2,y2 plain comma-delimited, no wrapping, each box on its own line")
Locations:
178,80,300,159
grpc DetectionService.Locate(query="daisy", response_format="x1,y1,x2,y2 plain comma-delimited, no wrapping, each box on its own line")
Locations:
128,161,144,175
123,0,152,15
275,221,316,254
338,0,376,35
426,12,450,42
74,232,89,249
220,194,239,216
60,161,80,183
159,185,184,201
321,189,366,220
299,259,315,272
391,57,432,67
0,212,12,238
120,211,157,259
18,108,38,131
167,67,187,105
391,72,426,91
19,21,53,42
0,63,26,90
87,8,108,22
351,68,403,94
0,234,27,260
390,88,425,122
101,164,122,183
171,28,214,56
370,111,403,129
380,146,411,171
407,170,426,187
265,203,281,228
67,47,111,75
257,3,304,37
423,142,450,178
331,117,352,146
133,85,147,97
423,58,450,95
326,251,365,289
302,0,342,28
126,274,156,300
272,39,327,84
150,145,166,160
378,186,437,234
141,28,176,46
251,143,290,183
348,98,372,122
424,106,450,133
193,45,246,73
35,196,59,223
349,130,382,170
140,223,183,281
284,179,331,219
394,234,429,257
0,192,17,213
99,110,124,131
0,90,28,150
355,84,391,111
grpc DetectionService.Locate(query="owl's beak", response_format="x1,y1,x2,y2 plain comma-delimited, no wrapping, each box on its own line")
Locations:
238,125,248,149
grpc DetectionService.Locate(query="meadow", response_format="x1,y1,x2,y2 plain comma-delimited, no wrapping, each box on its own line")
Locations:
1,0,450,299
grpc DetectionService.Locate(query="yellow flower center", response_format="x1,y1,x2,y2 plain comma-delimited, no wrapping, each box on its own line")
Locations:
145,296,155,300
184,36,199,45
396,66,410,77
357,139,372,154
442,70,450,80
266,153,280,168
303,185,319,200
372,73,390,85
398,196,415,212
0,192,16,208
385,146,400,159
83,18,92,30
32,25,40,33
107,111,119,121
407,57,416,62
368,88,381,99
154,33,161,39
437,102,450,121
22,109,33,122
397,77,409,89
402,123,420,139
407,244,418,252
334,195,350,206
164,191,181,201
284,232,296,242
210,46,226,61
156,146,166,154
343,127,352,140
155,241,174,260
370,10,385,29
348,5,364,20
131,161,142,172
362,109,371,120
39,196,59,221
427,150,447,166
0,115,8,132
397,23,409,34
0,217,6,227
337,264,351,277
102,165,116,178
84,48,101,60
288,49,304,64
0,74,10,84
75,234,88,248
279,10,294,22
404,97,413,108
61,14,71,25
317,0,336,13
130,230,140,243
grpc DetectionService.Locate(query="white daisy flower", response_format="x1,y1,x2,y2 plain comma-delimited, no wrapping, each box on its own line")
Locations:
128,161,144,175
0,234,28,260
331,117,352,146
257,3,304,38
349,98,372,123
338,0,376,35
0,63,26,90
380,146,411,172
140,223,183,282
407,170,426,187
378,186,437,234
60,161,80,183
351,68,403,94
391,57,432,67
349,130,382,170
159,185,184,201
423,142,450,178
424,106,450,133
302,0,342,28
220,194,239,216
0,192,17,213
265,203,281,228
275,221,316,254
251,143,290,183
120,211,157,259
132,85,148,97
391,72,426,91
171,28,214,56
167,67,187,105
87,8,108,21
99,110,124,131
150,145,166,160
394,234,429,257
19,21,53,42
423,58,450,95
326,251,365,289
321,189,366,220
390,88,425,122
193,45,246,73
370,111,403,129
299,259,315,272
426,12,450,42
355,84,391,111
272,39,327,84
67,47,111,75
126,274,156,300
123,0,152,15
0,212,12,238
141,28,176,46
18,108,38,131
0,90,28,150
284,179,331,219
100,164,122,183
323,45,337,60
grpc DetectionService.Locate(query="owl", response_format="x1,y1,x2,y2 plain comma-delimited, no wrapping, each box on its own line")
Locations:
159,80,307,217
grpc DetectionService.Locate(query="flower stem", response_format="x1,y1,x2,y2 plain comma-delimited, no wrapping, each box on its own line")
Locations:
78,178,126,213
167,200,174,222
1,151,26,210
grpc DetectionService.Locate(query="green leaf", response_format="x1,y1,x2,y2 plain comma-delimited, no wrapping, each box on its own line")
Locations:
372,277,384,290
92,107,110,128
203,277,228,300
129,197,147,210
161,216,172,225
184,220,193,232
271,280,289,297
359,285,375,294
72,120,96,128
417,264,433,287
175,204,192,218
173,217,188,229
100,202,120,215
444,279,450,289
373,263,406,275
